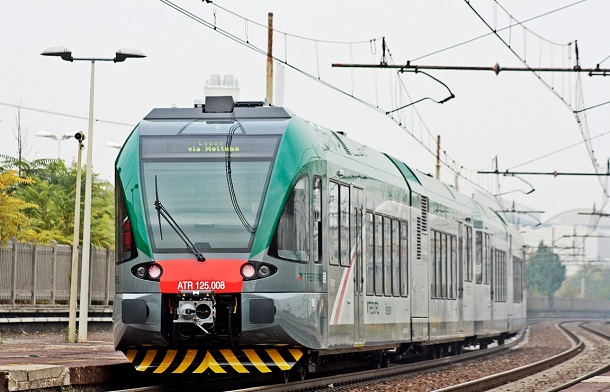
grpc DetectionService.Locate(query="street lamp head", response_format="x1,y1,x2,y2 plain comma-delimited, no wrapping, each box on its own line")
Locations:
114,47,146,63
36,131,60,140
41,46,73,62
105,141,122,149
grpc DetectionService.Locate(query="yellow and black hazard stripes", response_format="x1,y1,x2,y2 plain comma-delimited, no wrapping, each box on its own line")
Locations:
124,347,304,374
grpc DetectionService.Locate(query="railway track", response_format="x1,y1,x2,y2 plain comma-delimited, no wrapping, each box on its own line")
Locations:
489,321,610,391
107,330,526,392
106,320,610,392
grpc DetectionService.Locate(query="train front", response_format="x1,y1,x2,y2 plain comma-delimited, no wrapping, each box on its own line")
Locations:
113,101,309,375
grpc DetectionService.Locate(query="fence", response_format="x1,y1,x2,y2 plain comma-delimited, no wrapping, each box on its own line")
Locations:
0,238,114,306
528,295,610,318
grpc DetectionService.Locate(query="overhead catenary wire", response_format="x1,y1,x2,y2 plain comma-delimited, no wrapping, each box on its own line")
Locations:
411,0,589,62
160,0,487,189
0,101,135,127
161,0,606,207
465,0,609,227
508,130,610,171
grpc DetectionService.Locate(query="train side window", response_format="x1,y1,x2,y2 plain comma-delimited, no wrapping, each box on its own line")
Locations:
484,234,491,285
313,176,322,263
339,184,350,267
493,249,507,302
465,226,473,282
329,181,339,266
513,256,523,303
116,176,138,263
276,176,310,262
400,221,409,297
374,214,384,296
475,230,483,284
442,232,448,299
502,250,507,300
383,217,392,296
433,230,441,298
449,235,457,299
366,211,375,295
392,219,400,296
430,230,436,298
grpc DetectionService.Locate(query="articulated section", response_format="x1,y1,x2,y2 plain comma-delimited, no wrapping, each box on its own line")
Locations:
123,347,303,374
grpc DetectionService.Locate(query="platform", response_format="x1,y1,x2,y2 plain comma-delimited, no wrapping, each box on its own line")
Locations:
0,328,129,391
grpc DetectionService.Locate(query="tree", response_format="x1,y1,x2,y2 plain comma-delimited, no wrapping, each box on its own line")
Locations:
0,170,37,242
526,242,566,306
0,155,114,247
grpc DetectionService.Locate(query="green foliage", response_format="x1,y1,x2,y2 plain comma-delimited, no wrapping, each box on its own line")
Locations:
559,268,610,300
0,155,114,247
526,242,566,300
0,170,37,242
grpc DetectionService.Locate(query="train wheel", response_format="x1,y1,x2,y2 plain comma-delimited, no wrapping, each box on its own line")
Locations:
277,364,307,383
278,370,291,384
372,354,391,369
293,364,307,381
381,354,391,368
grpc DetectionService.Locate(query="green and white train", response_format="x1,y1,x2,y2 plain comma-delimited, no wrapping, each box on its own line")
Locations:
113,96,526,377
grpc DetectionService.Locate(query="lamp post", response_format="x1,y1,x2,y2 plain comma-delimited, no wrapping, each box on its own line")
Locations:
35,131,73,160
41,46,145,342
68,131,85,343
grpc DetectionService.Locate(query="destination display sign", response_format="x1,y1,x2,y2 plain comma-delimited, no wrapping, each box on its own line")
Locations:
141,135,280,159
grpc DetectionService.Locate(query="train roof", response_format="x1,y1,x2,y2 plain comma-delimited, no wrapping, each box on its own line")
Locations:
144,97,293,122
136,97,506,230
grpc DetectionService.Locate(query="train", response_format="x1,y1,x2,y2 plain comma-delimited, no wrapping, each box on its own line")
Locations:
113,96,526,378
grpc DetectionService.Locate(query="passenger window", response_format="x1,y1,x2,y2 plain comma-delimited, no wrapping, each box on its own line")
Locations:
275,176,310,262
384,217,392,296
374,214,384,296
329,181,339,266
339,184,350,267
465,226,473,282
392,219,400,296
313,176,322,263
475,231,483,284
366,212,375,295
400,221,409,297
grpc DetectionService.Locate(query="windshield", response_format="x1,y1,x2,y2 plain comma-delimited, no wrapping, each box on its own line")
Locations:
141,134,280,253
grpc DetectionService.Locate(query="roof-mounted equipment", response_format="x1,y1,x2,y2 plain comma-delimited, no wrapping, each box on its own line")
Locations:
204,96,235,113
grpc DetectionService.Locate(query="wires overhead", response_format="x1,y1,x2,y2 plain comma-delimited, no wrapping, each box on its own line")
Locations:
160,0,607,216
160,0,494,195
412,0,589,62
464,0,608,226
0,101,135,127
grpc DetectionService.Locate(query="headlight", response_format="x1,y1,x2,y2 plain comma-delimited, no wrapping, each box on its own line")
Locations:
240,263,256,279
240,261,277,280
131,262,163,281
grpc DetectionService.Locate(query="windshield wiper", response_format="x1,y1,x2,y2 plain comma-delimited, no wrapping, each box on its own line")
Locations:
153,175,206,262
225,120,256,235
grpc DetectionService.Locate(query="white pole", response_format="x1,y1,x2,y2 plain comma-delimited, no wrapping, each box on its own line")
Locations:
78,60,95,342
68,138,83,343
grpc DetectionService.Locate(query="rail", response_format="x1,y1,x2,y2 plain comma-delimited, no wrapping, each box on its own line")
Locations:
433,322,583,391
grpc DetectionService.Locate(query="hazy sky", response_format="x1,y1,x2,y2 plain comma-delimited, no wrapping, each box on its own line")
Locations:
1,0,609,221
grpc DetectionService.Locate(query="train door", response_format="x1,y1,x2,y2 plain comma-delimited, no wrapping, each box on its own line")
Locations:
461,224,475,336
411,195,429,341
352,186,365,344
457,222,465,334
489,241,494,323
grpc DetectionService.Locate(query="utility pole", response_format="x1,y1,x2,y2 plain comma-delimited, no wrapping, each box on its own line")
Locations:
435,135,440,180
266,12,273,105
